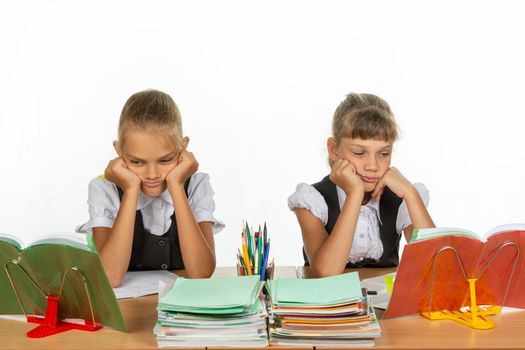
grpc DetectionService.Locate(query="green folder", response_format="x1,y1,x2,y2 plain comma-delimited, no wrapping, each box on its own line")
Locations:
159,275,262,314
265,272,362,306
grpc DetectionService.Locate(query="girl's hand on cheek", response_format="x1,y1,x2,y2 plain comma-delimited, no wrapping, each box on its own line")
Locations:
372,167,414,202
104,157,141,192
166,150,199,188
329,158,364,197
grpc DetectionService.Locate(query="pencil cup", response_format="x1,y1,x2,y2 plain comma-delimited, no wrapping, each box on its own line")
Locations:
237,263,274,281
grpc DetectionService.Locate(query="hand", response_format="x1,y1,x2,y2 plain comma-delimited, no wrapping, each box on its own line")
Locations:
166,150,199,188
104,157,141,192
371,167,415,202
329,158,364,197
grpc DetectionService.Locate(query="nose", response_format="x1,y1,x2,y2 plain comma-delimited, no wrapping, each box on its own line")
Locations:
364,155,378,172
145,164,161,180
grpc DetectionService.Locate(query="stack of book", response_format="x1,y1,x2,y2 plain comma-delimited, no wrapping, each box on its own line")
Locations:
265,272,381,347
154,275,269,348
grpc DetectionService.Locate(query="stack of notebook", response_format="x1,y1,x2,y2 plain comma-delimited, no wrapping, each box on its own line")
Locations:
265,272,381,347
154,275,269,348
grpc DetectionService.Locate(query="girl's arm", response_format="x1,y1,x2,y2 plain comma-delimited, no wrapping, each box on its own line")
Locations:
93,158,141,288
295,192,363,277
371,167,435,242
399,188,434,242
169,183,216,278
167,150,216,278
297,158,364,278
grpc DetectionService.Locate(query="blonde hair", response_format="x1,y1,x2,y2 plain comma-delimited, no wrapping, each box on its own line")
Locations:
118,89,183,149
330,93,399,166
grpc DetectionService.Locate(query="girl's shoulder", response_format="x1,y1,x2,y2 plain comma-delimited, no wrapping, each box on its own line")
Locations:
288,182,329,224
186,172,215,199
88,176,118,196
411,182,430,203
289,182,324,200
189,172,210,184
188,171,211,190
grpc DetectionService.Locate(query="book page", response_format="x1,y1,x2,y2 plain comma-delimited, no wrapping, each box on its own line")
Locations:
27,232,90,251
411,227,481,242
0,233,23,250
113,270,178,299
483,223,525,240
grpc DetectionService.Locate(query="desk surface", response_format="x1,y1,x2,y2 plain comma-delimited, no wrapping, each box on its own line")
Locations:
2,266,525,350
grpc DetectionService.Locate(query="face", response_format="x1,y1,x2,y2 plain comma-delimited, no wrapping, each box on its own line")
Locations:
116,129,183,197
328,137,393,193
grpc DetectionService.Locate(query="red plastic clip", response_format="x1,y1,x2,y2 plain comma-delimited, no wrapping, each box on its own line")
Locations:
26,296,102,338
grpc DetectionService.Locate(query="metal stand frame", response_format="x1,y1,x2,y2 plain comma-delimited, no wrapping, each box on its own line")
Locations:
4,260,102,338
421,242,520,329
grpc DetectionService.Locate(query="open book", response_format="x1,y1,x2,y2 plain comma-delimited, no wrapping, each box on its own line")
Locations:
0,232,92,251
384,224,525,319
410,223,525,242
0,232,126,332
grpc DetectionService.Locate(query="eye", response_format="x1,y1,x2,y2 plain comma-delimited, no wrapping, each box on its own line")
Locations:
378,152,391,158
160,158,173,164
352,152,365,157
129,159,142,165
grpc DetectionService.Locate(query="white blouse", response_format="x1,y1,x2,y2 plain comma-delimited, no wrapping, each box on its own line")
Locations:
76,172,224,236
287,182,429,264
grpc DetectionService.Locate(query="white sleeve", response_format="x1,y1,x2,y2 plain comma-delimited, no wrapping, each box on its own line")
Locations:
187,172,225,235
287,183,328,225
75,178,121,234
395,182,430,234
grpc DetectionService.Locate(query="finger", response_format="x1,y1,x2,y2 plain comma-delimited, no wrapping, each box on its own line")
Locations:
373,188,384,202
372,178,386,202
178,150,191,162
334,158,348,173
330,159,341,176
346,162,357,174
371,179,382,201
330,158,346,182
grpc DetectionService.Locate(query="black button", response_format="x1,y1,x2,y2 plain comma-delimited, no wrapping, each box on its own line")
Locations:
158,240,166,247
161,264,168,270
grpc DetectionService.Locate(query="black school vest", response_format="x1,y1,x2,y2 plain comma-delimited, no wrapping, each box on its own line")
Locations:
117,179,190,271
303,175,403,268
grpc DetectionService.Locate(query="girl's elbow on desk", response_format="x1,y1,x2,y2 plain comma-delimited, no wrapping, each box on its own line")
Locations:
185,262,216,279
108,272,125,288
311,263,345,278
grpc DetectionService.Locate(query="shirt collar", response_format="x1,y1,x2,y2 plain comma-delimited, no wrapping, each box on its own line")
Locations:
136,188,173,210
335,185,383,225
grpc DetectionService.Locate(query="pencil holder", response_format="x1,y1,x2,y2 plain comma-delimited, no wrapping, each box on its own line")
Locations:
237,262,274,281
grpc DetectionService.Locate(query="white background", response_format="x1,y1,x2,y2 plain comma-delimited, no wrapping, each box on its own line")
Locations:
1,1,524,266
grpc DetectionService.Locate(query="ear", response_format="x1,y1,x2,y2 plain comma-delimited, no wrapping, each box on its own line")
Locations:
327,137,339,162
181,136,189,150
113,140,122,156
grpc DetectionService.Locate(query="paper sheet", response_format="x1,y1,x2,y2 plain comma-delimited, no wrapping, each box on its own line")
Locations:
113,270,178,299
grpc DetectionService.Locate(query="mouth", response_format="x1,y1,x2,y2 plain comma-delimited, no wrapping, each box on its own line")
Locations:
142,181,163,189
359,175,378,184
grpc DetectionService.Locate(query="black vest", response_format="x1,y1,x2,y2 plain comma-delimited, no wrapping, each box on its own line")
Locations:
117,179,190,271
303,175,403,268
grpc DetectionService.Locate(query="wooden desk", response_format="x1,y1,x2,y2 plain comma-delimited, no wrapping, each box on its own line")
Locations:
2,266,525,349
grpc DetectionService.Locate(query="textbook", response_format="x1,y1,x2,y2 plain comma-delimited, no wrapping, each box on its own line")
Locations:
384,224,525,319
155,275,268,348
265,272,381,347
0,232,127,333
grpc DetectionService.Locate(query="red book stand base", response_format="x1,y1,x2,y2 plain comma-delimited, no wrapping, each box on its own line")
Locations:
25,296,102,338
